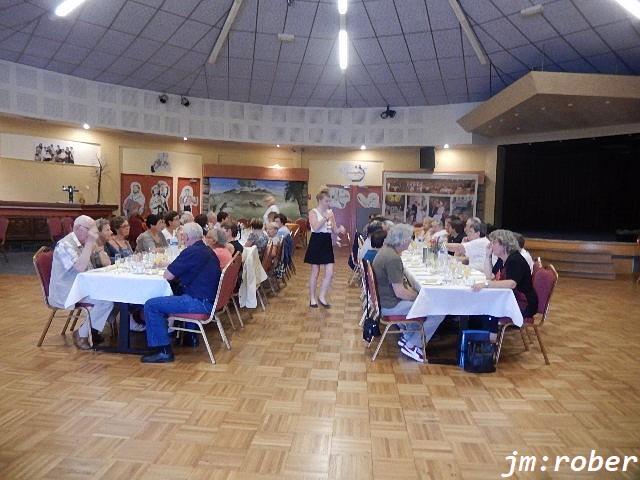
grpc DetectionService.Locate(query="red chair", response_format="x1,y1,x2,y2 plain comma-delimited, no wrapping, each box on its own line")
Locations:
61,217,74,235
32,247,93,346
496,264,559,365
46,217,64,244
0,217,8,263
168,253,242,364
364,259,427,362
295,218,308,247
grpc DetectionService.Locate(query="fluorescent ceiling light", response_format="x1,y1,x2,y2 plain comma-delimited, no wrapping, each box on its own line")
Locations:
183,137,188,141
55,0,86,17
360,144,366,150
443,144,450,149
338,0,348,15
612,0,640,19
82,123,90,130
338,29,348,70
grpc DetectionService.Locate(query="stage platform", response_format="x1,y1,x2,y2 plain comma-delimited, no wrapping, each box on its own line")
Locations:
525,236,638,280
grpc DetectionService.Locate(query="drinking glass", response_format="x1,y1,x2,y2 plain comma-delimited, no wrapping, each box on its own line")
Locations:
114,254,122,272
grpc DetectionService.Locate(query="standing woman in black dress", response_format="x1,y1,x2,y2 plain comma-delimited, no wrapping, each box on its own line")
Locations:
304,188,345,308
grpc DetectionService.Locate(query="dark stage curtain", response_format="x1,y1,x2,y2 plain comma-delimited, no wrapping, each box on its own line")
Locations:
500,135,640,235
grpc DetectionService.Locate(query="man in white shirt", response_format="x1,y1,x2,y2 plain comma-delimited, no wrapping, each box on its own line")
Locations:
447,217,490,271
262,195,280,227
49,215,114,350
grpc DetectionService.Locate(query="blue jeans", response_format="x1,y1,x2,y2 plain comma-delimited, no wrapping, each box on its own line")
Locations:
381,300,446,350
144,295,213,347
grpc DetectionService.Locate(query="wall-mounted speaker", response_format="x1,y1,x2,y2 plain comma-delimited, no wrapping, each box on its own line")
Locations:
419,146,435,170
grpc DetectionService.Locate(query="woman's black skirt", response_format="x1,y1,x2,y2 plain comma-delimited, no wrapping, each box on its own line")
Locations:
304,232,334,265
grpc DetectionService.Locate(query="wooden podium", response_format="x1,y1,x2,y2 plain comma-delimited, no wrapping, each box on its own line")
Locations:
0,201,118,242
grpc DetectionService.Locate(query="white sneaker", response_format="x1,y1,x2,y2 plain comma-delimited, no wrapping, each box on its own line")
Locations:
397,337,407,348
129,315,146,332
400,345,425,363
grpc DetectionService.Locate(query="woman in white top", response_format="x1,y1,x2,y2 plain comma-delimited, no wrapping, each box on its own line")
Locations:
304,188,345,308
262,195,280,226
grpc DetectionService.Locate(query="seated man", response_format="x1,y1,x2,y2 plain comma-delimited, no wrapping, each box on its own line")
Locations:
49,215,114,349
358,220,384,261
446,217,490,271
372,224,445,363
362,229,387,263
142,223,222,363
274,214,291,239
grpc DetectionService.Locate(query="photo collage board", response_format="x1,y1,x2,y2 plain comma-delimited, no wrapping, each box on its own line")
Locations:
382,172,479,225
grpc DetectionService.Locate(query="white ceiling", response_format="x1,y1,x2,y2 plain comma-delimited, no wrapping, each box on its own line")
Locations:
0,0,638,107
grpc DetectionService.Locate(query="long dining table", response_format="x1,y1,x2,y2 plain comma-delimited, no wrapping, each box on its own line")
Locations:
400,251,524,364
64,264,173,354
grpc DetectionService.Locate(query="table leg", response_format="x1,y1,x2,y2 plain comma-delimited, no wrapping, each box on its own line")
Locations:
94,303,150,355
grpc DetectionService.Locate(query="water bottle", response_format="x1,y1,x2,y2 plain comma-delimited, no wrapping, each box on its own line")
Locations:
437,241,448,273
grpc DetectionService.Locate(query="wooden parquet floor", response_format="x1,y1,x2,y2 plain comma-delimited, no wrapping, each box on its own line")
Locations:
0,250,639,480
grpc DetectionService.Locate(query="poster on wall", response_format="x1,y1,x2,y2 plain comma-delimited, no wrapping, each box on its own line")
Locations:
0,133,100,166
177,178,200,216
328,185,383,238
382,172,478,225
121,174,173,218
203,177,307,221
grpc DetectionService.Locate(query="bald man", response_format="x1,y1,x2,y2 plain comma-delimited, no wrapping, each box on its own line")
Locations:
49,215,114,350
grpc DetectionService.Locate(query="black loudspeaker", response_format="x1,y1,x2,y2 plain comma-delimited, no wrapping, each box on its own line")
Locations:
419,146,435,170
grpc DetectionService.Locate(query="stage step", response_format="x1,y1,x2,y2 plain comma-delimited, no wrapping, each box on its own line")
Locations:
528,249,616,280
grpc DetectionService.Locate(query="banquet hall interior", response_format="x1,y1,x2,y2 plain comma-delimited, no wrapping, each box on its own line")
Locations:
0,0,639,478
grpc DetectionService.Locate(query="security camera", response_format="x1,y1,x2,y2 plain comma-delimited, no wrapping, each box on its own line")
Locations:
181,96,190,107
158,94,168,104
380,105,396,119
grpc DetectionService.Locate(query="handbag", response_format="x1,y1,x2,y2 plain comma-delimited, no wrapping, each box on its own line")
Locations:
362,315,381,342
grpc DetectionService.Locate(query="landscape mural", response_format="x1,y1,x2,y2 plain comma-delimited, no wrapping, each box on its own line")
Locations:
203,177,308,220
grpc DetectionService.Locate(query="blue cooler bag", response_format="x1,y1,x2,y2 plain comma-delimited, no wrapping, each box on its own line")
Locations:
458,330,496,373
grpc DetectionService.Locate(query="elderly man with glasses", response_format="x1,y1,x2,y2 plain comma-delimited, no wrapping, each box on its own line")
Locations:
49,215,115,350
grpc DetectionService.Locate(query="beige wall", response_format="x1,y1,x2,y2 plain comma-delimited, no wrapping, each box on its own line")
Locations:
0,115,499,219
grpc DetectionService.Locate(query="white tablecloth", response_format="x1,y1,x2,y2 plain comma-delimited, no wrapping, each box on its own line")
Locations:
402,255,524,327
64,266,173,308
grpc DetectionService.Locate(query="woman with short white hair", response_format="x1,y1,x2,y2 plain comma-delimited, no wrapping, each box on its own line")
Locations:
180,211,194,225
205,227,233,267
372,224,445,362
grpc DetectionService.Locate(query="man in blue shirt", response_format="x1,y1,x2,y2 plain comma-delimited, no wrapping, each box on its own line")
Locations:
142,222,222,363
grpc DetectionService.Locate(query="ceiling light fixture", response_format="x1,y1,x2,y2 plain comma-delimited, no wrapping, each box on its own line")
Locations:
612,0,640,19
360,144,366,150
443,144,450,149
276,144,280,148
183,137,188,141
338,29,348,70
55,0,86,17
338,0,348,15
82,123,90,130
520,4,544,17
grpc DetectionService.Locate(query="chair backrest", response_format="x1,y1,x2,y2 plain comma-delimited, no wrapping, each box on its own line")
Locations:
532,264,558,324
295,218,307,233
532,256,542,275
0,216,8,242
363,259,381,319
61,217,74,235
357,233,365,249
33,246,54,305
47,217,63,240
261,242,274,272
286,223,299,235
214,253,242,310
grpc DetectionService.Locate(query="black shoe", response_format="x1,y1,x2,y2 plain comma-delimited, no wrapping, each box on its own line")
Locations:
319,300,331,309
182,333,200,348
91,328,104,345
310,302,318,308
141,351,175,363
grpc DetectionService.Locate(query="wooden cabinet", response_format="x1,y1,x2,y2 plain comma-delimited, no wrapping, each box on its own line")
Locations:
0,201,118,243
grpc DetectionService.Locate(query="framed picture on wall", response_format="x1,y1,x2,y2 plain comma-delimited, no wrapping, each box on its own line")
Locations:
121,174,173,218
177,178,201,216
382,172,479,225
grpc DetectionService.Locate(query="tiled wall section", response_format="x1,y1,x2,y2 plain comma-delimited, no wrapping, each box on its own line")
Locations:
0,60,476,148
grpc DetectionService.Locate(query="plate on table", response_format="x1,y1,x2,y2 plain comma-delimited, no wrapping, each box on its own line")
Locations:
420,278,443,286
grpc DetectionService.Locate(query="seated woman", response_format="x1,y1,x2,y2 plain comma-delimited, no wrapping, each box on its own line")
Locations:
194,213,208,233
358,220,384,261
106,216,134,260
472,229,538,331
424,218,447,243
244,218,268,258
136,214,168,253
265,222,280,245
91,218,113,268
205,227,233,267
362,229,387,263
372,224,445,363
446,216,465,244
221,221,244,255
446,217,489,271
